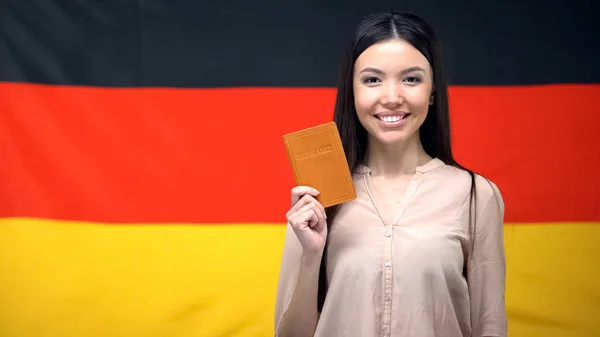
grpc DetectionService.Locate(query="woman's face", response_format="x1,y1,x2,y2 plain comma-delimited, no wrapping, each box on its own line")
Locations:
353,39,434,147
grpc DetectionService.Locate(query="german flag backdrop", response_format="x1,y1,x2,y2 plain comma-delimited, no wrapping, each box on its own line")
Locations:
1,1,599,337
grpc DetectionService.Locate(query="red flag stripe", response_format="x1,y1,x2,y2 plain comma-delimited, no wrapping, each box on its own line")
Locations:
1,82,599,223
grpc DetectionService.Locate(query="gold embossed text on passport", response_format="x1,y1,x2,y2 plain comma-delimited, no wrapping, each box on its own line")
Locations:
295,144,334,160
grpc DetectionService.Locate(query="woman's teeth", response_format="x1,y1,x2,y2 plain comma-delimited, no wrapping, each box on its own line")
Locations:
378,114,410,123
382,116,402,123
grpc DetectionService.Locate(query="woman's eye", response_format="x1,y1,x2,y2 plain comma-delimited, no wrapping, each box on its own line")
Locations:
362,77,380,84
404,76,422,84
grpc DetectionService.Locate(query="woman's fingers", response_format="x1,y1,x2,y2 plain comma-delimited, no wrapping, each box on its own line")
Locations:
291,186,319,205
288,200,324,230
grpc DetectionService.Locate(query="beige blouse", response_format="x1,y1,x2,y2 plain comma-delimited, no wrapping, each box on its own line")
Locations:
275,158,507,337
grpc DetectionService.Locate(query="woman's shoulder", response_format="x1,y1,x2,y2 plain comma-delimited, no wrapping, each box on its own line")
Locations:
436,162,504,210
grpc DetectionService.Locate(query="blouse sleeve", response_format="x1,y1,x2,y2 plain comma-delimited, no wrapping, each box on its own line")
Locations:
274,223,302,332
467,180,508,337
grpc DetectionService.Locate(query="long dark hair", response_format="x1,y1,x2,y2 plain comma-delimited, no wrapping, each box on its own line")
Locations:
318,11,478,312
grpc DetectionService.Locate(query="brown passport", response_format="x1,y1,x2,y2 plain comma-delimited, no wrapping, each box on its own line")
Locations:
283,121,357,208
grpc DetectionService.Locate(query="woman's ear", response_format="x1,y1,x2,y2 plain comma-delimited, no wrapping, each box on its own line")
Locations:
429,93,435,105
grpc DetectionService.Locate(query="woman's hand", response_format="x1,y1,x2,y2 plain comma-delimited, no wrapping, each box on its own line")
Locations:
286,186,328,254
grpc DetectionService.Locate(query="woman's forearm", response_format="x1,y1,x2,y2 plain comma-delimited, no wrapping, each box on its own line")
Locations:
275,251,323,337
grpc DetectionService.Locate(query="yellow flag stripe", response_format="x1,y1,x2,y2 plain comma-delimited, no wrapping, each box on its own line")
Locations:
0,218,598,337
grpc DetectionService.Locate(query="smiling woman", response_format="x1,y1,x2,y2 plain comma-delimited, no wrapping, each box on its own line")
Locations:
354,41,433,143
275,11,506,337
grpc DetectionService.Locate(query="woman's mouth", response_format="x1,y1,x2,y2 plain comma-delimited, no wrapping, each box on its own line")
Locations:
375,113,411,127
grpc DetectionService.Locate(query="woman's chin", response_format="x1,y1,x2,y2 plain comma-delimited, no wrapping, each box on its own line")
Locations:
366,122,423,145
370,132,412,147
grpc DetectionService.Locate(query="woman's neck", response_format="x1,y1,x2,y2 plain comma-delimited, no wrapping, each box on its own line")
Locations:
363,133,432,178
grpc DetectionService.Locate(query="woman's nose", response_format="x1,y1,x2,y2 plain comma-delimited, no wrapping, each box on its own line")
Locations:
381,83,403,106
